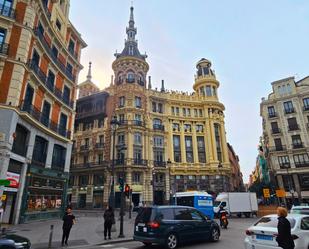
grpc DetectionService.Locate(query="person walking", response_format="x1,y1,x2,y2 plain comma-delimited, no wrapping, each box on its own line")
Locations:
61,207,76,247
103,206,115,240
276,207,295,249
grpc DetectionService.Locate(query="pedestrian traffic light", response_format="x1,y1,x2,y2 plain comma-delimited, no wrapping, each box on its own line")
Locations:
125,184,130,198
119,177,124,192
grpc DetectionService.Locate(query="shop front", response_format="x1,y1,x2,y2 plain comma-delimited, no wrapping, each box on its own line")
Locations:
20,165,68,223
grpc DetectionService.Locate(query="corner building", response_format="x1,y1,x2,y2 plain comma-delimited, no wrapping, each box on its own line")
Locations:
103,7,231,207
0,0,86,223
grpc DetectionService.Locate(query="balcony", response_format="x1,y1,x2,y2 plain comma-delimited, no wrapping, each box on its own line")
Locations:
284,108,295,114
76,108,105,119
292,143,303,149
71,162,107,169
33,29,76,83
268,112,277,118
0,4,16,19
133,159,148,166
41,0,51,19
95,143,104,149
153,124,165,131
119,120,128,126
0,43,9,55
80,145,89,151
271,128,281,134
68,47,78,60
132,120,144,127
295,162,309,168
269,145,287,152
288,125,300,131
154,161,166,167
279,163,291,169
126,78,135,83
27,60,74,109
115,159,125,165
20,101,71,139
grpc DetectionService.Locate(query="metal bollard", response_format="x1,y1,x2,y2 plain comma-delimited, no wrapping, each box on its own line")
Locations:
48,225,54,249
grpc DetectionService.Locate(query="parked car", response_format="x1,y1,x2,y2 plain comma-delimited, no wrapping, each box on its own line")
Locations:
133,205,220,249
0,233,31,249
244,214,309,249
291,205,309,215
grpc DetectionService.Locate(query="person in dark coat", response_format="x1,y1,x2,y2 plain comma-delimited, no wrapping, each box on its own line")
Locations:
103,206,115,240
276,207,295,249
62,207,76,247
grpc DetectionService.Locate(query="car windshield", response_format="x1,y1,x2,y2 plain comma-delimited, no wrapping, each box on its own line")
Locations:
214,201,221,207
291,208,309,215
135,207,155,224
254,217,296,228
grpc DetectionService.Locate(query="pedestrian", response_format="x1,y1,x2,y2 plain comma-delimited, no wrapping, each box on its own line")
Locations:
103,205,115,240
276,207,295,249
61,207,76,247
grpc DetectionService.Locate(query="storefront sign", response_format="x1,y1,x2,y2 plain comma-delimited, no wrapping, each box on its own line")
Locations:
4,172,20,192
263,188,270,198
276,189,286,197
1,195,6,201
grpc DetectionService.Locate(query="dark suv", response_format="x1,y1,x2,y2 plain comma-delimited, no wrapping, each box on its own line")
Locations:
133,205,220,249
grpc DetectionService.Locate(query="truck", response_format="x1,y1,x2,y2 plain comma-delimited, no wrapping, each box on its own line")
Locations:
213,192,258,218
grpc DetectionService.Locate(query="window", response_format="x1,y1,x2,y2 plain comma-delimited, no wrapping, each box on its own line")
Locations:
292,135,302,148
133,172,141,183
176,107,180,116
32,49,40,66
98,135,104,144
199,109,203,117
118,133,125,144
0,28,5,46
127,72,134,82
153,136,164,147
66,63,73,75
98,154,103,164
182,108,186,116
206,86,212,96
301,218,309,230
135,96,141,108
152,102,156,112
190,209,204,221
299,174,309,190
171,106,175,115
197,136,206,163
46,70,55,90
59,113,67,136
303,98,309,110
158,209,174,220
93,174,104,186
283,101,294,114
79,175,88,186
51,144,66,170
278,156,290,168
293,154,309,167
68,39,75,54
56,19,62,30
214,124,222,162
194,109,198,117
185,136,194,163
184,124,191,132
174,208,192,220
119,114,125,123
282,175,295,191
12,124,29,157
268,106,276,118
83,155,88,164
274,138,283,151
154,150,164,164
38,22,44,35
32,136,48,166
41,101,51,127
158,103,163,113
1,0,13,17
51,45,58,59
196,124,203,132
119,96,125,107
288,118,298,131
133,148,142,163
134,132,142,145
187,108,191,116
84,138,89,147
63,86,70,104
173,123,180,132
129,46,133,55
173,135,181,163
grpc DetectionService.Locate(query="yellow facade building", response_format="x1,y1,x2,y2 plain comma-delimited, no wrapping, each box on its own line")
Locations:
70,6,231,208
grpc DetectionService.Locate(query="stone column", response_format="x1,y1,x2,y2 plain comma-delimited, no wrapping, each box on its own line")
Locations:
165,170,170,203
209,119,217,162
64,143,72,172
103,171,111,208
292,174,302,201
192,123,199,163
220,121,229,165
168,121,173,161
26,131,36,160
45,141,55,169
13,162,28,224
180,121,186,163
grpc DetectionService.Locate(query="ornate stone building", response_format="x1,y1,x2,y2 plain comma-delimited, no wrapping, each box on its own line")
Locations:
261,76,309,203
71,6,231,208
0,0,86,223
227,143,245,191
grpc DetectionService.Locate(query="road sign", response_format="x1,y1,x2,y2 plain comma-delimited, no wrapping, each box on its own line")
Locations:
276,189,286,197
0,180,10,186
263,188,270,198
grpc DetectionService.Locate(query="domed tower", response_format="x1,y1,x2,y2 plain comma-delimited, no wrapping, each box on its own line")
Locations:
193,58,219,97
112,6,149,87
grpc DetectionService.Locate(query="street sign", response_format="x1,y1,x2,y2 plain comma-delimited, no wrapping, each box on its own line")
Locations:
0,179,10,186
276,189,286,197
263,188,270,198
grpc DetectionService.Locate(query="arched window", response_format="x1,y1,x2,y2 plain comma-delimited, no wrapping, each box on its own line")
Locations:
127,71,135,83
129,46,134,55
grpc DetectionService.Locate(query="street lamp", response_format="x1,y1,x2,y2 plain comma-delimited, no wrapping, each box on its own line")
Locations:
166,159,172,204
109,116,120,209
118,145,127,238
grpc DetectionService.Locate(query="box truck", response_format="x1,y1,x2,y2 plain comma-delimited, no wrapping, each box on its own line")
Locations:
213,192,258,217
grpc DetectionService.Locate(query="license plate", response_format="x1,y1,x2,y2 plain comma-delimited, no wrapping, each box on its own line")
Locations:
256,234,273,241
138,223,145,227
143,227,147,232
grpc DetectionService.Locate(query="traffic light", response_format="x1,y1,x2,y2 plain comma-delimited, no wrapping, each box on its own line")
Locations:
119,177,124,192
125,184,130,198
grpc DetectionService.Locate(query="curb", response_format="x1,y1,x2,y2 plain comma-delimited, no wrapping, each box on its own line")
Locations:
97,238,134,245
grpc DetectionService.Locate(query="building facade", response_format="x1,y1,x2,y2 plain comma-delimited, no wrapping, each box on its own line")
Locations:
70,6,231,208
261,76,309,203
0,0,86,223
227,143,244,191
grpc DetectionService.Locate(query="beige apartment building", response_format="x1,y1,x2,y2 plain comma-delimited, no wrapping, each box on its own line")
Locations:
261,76,309,203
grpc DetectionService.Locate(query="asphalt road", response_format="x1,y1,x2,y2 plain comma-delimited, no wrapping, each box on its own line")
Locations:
75,218,258,249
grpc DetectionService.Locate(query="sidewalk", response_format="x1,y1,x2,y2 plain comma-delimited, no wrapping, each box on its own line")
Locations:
7,210,136,249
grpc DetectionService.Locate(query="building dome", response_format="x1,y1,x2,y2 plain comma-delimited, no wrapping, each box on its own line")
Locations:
196,58,214,77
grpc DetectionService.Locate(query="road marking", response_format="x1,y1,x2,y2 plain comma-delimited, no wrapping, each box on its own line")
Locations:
100,245,113,248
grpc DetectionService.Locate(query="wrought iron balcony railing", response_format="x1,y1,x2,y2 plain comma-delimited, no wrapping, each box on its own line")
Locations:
20,101,71,139
295,162,309,168
95,143,104,149
154,161,166,167
292,143,303,149
288,124,300,131
284,108,295,114
153,124,165,131
268,112,277,118
133,159,148,166
271,128,281,134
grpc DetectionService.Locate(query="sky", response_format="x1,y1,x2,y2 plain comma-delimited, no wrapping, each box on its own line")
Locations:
69,0,309,183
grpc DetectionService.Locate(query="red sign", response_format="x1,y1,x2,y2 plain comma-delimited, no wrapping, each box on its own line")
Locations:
6,172,20,188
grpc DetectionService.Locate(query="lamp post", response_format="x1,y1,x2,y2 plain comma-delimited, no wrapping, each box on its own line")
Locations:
166,159,172,204
109,116,119,209
118,145,127,238
152,171,155,205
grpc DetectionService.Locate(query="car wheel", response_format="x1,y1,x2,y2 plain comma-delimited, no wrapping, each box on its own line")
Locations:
143,242,152,247
244,212,251,218
210,227,220,242
165,233,178,249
